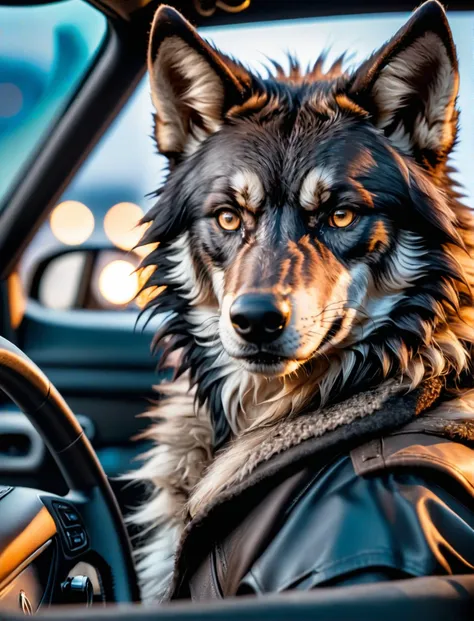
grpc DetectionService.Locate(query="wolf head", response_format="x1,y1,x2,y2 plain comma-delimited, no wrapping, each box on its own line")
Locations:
140,1,474,446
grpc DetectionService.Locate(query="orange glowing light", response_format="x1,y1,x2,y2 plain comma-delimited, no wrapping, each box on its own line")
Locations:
104,202,144,250
50,201,95,246
103,202,157,258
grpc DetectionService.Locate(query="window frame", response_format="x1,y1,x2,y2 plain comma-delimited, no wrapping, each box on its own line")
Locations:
0,5,150,280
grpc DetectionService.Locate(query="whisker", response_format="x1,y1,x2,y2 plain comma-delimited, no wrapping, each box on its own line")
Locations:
299,299,378,343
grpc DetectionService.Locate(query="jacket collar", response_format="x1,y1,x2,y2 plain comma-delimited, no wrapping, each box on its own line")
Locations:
187,377,443,518
166,378,443,600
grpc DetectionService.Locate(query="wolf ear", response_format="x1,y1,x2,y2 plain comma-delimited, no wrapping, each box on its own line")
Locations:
350,0,458,168
148,6,250,158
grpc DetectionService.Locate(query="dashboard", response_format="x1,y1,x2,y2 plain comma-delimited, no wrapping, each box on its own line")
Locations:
0,487,104,613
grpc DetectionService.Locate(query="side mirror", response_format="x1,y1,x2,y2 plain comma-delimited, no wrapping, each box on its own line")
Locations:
29,246,144,311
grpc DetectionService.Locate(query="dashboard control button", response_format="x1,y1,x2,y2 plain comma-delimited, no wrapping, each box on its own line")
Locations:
50,501,88,554
53,502,81,528
61,576,93,606
66,529,87,550
63,510,79,525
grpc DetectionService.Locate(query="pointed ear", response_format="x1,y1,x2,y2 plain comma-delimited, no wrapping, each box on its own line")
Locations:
350,1,459,169
147,6,250,158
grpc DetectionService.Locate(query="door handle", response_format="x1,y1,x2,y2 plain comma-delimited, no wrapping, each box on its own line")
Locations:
0,412,45,471
0,412,94,472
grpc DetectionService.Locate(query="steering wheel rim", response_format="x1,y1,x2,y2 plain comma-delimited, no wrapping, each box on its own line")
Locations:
0,335,139,603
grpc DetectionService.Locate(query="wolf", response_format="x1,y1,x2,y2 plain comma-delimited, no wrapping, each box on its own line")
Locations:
129,0,474,602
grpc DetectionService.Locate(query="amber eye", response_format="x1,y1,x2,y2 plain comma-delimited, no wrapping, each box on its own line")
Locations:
328,208,357,228
216,210,242,232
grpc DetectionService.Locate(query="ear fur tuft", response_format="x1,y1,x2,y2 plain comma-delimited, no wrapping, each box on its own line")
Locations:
147,5,249,157
350,0,459,169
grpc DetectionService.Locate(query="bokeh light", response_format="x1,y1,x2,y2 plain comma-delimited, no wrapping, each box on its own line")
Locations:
103,202,157,258
98,259,138,306
133,225,158,259
50,200,95,246
104,202,144,250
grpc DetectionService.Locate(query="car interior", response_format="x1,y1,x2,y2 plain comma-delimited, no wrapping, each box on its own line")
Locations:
0,0,474,619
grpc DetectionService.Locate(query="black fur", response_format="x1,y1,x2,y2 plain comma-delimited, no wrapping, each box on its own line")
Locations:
139,2,474,448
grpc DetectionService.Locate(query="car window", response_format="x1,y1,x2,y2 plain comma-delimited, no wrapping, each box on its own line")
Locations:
0,0,106,208
20,10,474,311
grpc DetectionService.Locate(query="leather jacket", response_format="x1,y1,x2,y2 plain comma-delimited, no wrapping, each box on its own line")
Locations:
167,387,474,601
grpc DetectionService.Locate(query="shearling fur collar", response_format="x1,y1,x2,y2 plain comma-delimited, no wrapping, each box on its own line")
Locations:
187,378,443,517
165,378,444,600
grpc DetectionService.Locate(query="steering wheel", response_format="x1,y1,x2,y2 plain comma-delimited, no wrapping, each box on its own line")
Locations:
0,336,139,606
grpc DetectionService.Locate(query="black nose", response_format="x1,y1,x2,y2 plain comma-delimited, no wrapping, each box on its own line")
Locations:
230,293,290,343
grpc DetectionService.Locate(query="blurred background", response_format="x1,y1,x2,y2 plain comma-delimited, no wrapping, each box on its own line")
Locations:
1,0,473,315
